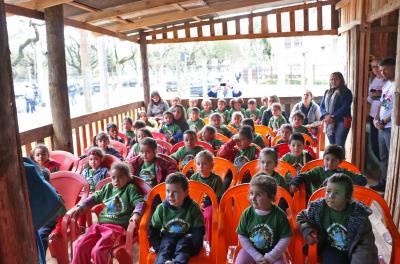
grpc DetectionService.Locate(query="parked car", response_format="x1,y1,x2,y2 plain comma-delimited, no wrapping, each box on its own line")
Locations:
165,81,178,92
122,79,137,88
91,82,100,94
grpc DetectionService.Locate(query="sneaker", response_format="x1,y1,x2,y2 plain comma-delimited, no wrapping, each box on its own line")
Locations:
369,182,386,192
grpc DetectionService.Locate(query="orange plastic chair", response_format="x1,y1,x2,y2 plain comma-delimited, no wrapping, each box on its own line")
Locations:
48,171,90,264
75,154,121,173
203,117,209,125
50,150,79,171
225,125,238,134
170,141,214,154
138,181,219,264
275,160,297,177
271,134,283,146
182,157,238,186
215,133,230,143
154,139,173,154
254,125,275,146
117,132,128,144
152,131,166,140
300,159,361,174
109,139,128,158
216,184,302,264
307,186,400,264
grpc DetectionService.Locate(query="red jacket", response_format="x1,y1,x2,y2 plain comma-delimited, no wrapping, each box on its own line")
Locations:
218,139,260,163
129,155,177,184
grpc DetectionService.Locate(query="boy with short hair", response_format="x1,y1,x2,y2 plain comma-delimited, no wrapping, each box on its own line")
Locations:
95,132,123,160
245,98,261,123
277,124,293,145
200,99,214,118
187,107,205,132
123,117,135,144
268,103,287,131
241,118,265,148
159,111,183,144
214,98,230,124
200,125,224,152
210,112,234,138
106,123,124,143
187,98,198,118
291,110,314,138
149,172,205,264
171,130,204,168
289,144,367,197
281,133,314,173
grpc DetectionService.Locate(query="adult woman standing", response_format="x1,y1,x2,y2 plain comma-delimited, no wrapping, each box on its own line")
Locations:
147,91,169,121
320,72,353,148
290,90,321,130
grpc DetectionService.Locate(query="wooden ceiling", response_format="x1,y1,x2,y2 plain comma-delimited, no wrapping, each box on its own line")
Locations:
5,0,307,42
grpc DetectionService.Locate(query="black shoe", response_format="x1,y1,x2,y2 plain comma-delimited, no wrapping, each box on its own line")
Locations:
369,182,386,192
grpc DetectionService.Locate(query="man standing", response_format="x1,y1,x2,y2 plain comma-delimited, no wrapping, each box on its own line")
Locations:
370,58,396,192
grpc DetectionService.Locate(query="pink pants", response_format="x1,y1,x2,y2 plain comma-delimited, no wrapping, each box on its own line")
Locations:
235,248,287,264
203,205,212,242
72,223,125,264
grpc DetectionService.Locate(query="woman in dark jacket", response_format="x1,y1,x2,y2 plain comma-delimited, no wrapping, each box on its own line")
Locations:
320,72,353,148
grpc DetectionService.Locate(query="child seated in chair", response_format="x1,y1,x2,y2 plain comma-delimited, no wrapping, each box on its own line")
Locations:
259,96,269,117
127,128,153,160
268,103,288,132
236,175,292,264
69,162,145,264
130,120,147,147
106,122,124,143
200,98,214,118
187,107,205,132
186,98,198,118
214,98,230,124
229,111,244,130
229,98,245,117
171,130,204,169
290,111,316,142
123,117,135,145
296,174,378,264
130,137,177,187
139,111,155,128
159,111,183,144
245,98,261,124
95,132,123,161
289,144,367,198
200,125,224,152
149,172,205,264
242,118,265,148
31,144,60,172
210,112,233,138
190,150,223,241
275,124,293,145
281,133,314,173
82,147,108,192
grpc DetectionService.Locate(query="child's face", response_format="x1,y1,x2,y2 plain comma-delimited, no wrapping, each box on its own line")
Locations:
325,182,348,211
211,116,221,128
262,99,268,106
140,144,156,163
249,185,272,211
202,130,214,142
281,128,292,142
173,108,183,120
136,130,148,143
111,168,130,189
292,116,303,128
204,103,211,111
259,153,276,175
191,111,200,121
233,102,241,110
218,102,225,110
88,154,101,170
164,114,173,124
171,98,179,106
268,97,274,107
108,127,118,139
324,153,341,171
195,157,213,178
184,134,197,149
289,140,304,157
248,103,256,111
166,183,188,208
236,133,252,150
123,121,132,131
97,139,109,150
189,100,197,108
233,115,242,126
139,114,147,122
33,148,49,165
272,107,281,117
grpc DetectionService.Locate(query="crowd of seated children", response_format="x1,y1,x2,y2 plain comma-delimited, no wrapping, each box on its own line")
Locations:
129,137,177,187
210,112,233,138
200,125,224,152
236,174,292,264
190,150,224,241
171,130,204,168
122,117,135,145
276,124,293,145
95,132,123,161
289,144,367,198
138,111,155,128
187,98,198,118
106,123,124,143
245,98,261,124
187,107,205,132
241,118,265,148
214,98,230,124
200,98,214,119
31,144,60,172
68,162,145,264
268,103,288,131
149,172,205,264
127,128,153,159
159,111,183,144
81,147,108,192
297,174,378,264
281,133,315,173
230,111,244,130
172,104,190,132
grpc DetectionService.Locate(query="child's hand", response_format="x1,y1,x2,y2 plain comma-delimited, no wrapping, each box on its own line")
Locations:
306,230,318,245
289,184,299,194
129,213,141,225
67,205,84,219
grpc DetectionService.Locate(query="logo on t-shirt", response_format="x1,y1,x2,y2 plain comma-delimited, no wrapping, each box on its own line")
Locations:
181,154,195,168
249,223,274,251
104,195,124,217
140,169,156,185
165,218,190,234
327,223,347,251
164,130,172,139
234,155,250,170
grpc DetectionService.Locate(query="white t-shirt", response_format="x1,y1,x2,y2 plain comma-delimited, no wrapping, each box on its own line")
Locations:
379,80,396,128
367,77,384,117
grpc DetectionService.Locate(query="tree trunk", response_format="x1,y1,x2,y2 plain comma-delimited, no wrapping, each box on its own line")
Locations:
80,29,92,113
140,31,150,106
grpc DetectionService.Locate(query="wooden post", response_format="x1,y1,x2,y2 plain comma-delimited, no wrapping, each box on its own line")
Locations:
44,5,73,152
0,0,37,262
140,31,150,106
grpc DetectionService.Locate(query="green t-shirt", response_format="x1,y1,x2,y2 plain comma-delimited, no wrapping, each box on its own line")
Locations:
293,125,309,134
205,138,224,151
268,115,287,131
253,133,265,148
282,150,310,172
124,130,135,140
214,109,230,124
234,146,258,170
266,170,289,191
132,143,140,155
200,109,214,118
187,118,205,132
139,161,157,187
170,146,204,167
236,205,292,254
85,168,97,192
245,109,261,120
92,183,144,228
151,198,205,235
160,123,182,139
259,106,268,117
216,126,233,138
322,203,353,251
190,172,224,199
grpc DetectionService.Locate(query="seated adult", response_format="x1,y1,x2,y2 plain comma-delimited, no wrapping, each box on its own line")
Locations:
147,91,169,121
290,90,321,131
261,95,289,126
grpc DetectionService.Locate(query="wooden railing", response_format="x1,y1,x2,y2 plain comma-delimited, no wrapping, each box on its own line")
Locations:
20,101,145,157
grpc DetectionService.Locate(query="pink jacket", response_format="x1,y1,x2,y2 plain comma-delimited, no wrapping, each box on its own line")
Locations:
218,139,260,163
129,155,177,184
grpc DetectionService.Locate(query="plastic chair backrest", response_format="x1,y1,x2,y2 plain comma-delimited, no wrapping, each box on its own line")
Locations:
215,133,230,143
203,117,209,125
300,159,361,174
217,184,298,263
154,139,173,154
170,141,213,154
139,181,219,264
234,160,259,185
109,140,128,158
275,161,297,177
117,132,128,143
151,131,166,140
274,143,290,158
50,171,90,210
50,150,79,171
271,135,283,146
157,153,178,166
254,125,276,138
308,186,400,264
225,125,238,134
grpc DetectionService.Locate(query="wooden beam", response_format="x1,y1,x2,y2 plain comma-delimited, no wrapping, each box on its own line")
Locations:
276,13,281,32
139,31,150,106
44,5,73,153
235,18,240,35
67,1,96,12
19,0,73,10
209,18,215,36
367,0,400,22
222,20,228,35
289,11,295,32
108,0,282,33
261,15,268,33
303,6,309,31
331,1,339,29
0,0,38,262
249,16,254,34
317,2,323,30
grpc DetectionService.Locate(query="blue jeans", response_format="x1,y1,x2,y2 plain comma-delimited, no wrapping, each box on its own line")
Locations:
378,127,392,183
327,121,350,149
369,116,380,160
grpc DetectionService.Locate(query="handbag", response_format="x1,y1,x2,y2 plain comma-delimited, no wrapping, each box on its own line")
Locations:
343,116,352,129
